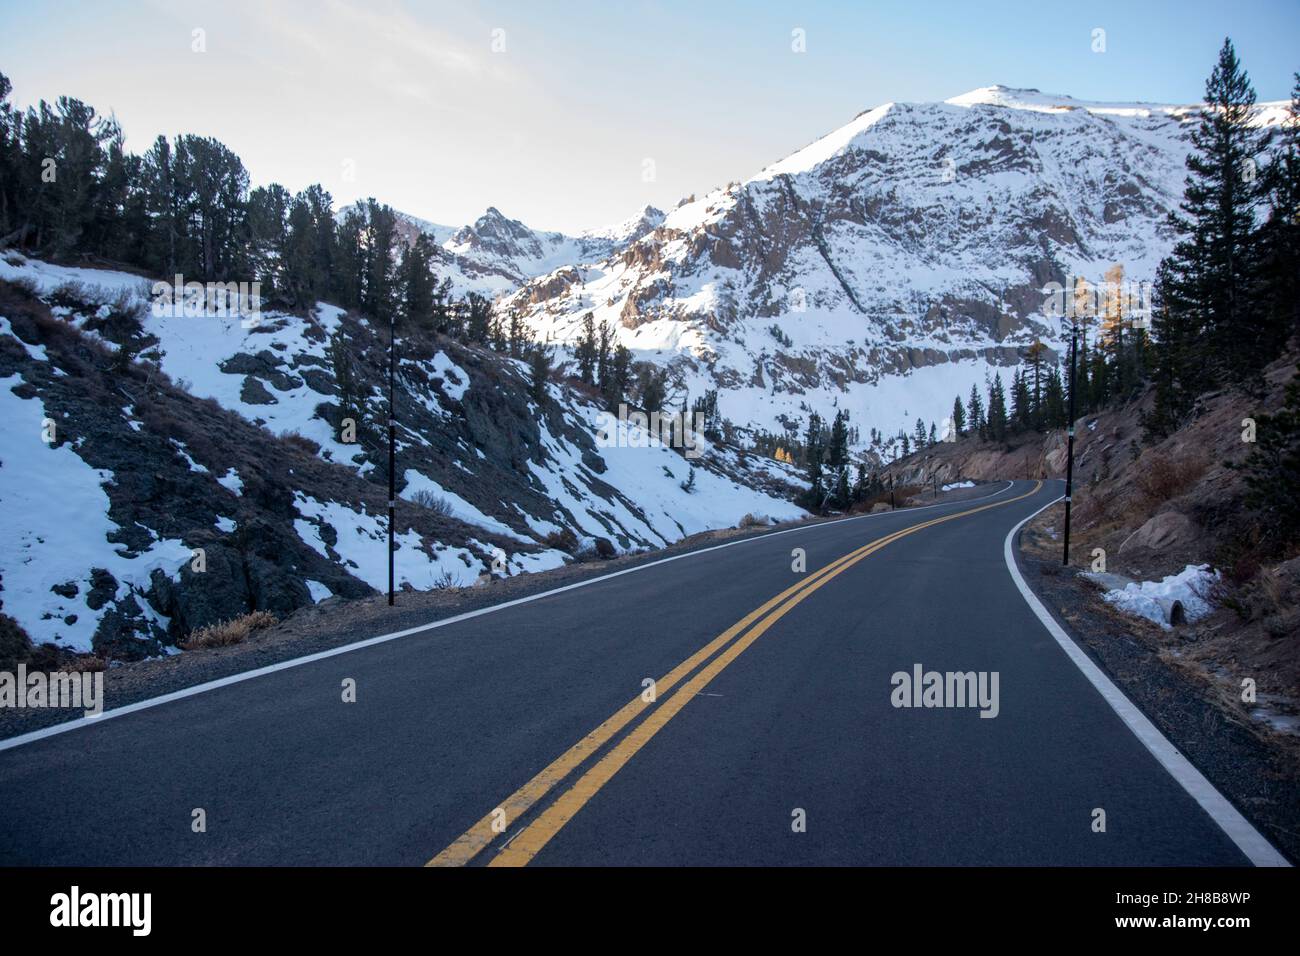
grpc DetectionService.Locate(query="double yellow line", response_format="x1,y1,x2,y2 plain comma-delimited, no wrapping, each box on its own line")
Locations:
428,481,1042,867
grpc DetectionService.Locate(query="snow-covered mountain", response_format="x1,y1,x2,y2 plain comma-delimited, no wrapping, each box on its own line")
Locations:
496,86,1289,452
369,203,666,296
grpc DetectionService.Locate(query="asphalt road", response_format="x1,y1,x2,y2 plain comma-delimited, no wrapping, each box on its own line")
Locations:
0,480,1272,865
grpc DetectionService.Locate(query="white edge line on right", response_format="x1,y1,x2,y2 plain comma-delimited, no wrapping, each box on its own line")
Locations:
1004,493,1291,868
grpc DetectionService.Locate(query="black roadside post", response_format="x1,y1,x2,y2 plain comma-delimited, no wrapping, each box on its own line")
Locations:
1062,284,1079,567
388,311,396,605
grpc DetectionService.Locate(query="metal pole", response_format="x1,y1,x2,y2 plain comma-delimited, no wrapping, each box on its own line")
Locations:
1063,309,1079,567
388,312,396,605
889,472,895,510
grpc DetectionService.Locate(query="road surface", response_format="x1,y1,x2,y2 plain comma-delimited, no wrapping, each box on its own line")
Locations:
0,480,1280,865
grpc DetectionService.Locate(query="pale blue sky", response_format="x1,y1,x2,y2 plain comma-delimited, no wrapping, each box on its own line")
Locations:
1,0,1297,233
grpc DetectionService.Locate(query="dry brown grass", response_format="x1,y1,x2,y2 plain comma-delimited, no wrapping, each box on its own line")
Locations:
737,513,768,528
179,611,278,650
67,654,107,672
280,430,322,456
1134,451,1208,507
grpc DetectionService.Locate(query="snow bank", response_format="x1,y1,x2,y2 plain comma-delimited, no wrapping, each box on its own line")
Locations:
1101,564,1218,629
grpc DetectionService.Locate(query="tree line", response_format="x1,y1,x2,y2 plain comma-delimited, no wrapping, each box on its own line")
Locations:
0,70,510,342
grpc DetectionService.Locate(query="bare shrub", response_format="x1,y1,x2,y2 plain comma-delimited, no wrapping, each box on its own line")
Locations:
48,280,95,311
1135,453,1206,506
542,528,579,552
410,489,453,516
180,610,278,650
280,430,322,456
68,654,106,672
9,275,39,297
737,513,768,528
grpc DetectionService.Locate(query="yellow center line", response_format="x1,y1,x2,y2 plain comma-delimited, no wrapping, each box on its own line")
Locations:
430,481,1042,867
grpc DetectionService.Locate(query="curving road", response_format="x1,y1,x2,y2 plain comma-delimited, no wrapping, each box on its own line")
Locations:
0,480,1284,866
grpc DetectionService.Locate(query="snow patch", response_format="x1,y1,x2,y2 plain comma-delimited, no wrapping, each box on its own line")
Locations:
1101,564,1219,629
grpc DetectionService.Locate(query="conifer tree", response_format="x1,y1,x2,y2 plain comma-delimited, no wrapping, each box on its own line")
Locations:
986,372,1009,442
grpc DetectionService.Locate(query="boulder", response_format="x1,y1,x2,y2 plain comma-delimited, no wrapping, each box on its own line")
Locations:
1118,511,1199,555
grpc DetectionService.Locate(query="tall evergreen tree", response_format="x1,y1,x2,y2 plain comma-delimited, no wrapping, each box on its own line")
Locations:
398,232,436,331
1152,37,1270,434
828,410,849,469
986,372,1008,442
804,412,824,486
968,383,986,437
1257,73,1300,348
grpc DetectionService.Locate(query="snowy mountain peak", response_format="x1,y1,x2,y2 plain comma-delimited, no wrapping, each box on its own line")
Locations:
503,85,1291,458
755,102,896,180
944,84,1193,117
582,204,667,244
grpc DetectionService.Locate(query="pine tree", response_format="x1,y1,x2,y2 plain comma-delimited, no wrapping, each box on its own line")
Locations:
1257,73,1300,350
465,292,493,343
245,183,290,296
1152,37,1270,430
1235,364,1300,549
328,330,358,419
604,344,632,409
0,73,19,242
986,372,1008,442
596,320,612,388
636,364,667,416
1043,364,1067,428
828,410,849,469
853,462,867,502
1026,339,1047,425
1010,368,1033,431
361,199,398,318
575,312,597,384
804,412,824,486
967,383,985,437
398,233,436,331
951,394,966,436
529,347,552,406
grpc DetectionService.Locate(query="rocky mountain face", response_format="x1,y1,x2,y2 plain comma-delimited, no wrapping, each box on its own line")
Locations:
368,203,667,295
0,254,802,662
498,86,1288,454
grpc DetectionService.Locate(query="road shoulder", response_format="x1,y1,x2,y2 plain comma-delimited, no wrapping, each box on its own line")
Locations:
1013,502,1300,865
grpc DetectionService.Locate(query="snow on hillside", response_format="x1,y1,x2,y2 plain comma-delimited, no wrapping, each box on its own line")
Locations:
0,371,190,651
0,255,806,651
